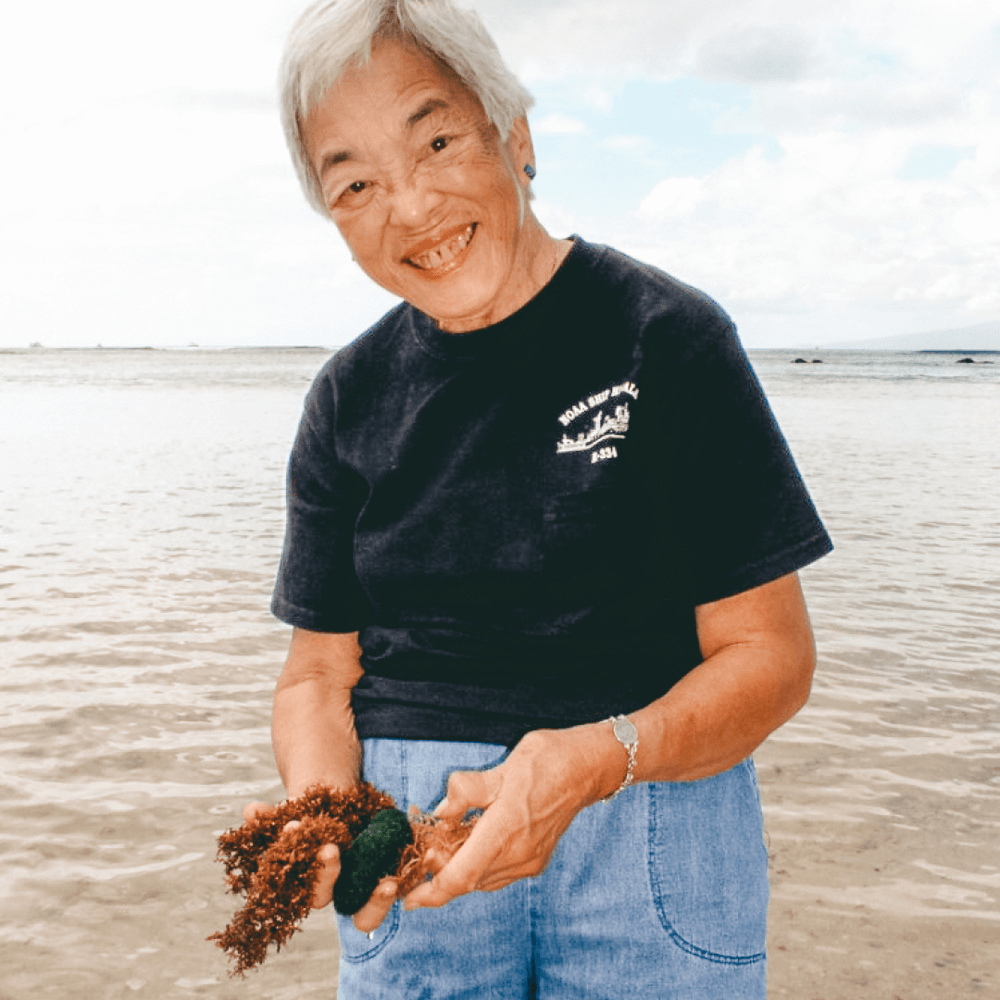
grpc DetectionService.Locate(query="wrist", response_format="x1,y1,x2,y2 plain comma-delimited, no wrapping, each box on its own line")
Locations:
560,720,638,806
283,745,362,800
601,715,639,800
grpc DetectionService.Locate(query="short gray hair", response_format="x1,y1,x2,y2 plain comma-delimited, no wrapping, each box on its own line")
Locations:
280,0,535,217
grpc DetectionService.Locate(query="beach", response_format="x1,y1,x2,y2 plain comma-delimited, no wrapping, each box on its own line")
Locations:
761,738,997,999
0,347,997,998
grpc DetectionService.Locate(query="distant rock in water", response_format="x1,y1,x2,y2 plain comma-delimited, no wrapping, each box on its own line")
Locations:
956,357,976,364
812,359,823,363
793,358,809,364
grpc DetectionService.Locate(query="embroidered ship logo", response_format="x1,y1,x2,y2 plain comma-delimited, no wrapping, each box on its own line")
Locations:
556,402,631,453
556,381,638,462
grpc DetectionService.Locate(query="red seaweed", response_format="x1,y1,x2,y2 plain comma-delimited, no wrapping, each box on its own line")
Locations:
209,782,476,975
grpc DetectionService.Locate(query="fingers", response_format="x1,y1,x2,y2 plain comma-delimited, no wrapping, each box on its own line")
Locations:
351,878,398,935
275,822,343,910
405,766,510,909
241,801,397,922
269,825,396,923
404,810,507,910
421,848,449,877
242,801,273,823
309,841,341,909
285,824,396,925
433,767,502,821
403,849,489,910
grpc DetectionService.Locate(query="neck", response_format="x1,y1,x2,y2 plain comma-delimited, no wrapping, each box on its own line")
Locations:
435,217,571,334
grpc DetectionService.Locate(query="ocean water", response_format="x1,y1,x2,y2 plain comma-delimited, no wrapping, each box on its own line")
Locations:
1,347,998,997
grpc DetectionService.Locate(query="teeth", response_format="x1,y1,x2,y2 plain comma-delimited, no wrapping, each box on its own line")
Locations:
410,225,474,270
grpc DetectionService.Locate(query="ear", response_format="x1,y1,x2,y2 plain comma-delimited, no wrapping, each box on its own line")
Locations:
505,116,534,187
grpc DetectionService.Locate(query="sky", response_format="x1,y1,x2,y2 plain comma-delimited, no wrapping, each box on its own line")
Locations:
1,0,998,349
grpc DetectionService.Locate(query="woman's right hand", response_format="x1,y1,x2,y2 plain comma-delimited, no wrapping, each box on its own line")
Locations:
242,801,399,933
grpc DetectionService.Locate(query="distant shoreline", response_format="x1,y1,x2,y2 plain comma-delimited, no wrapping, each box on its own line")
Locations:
757,347,1000,355
1,345,336,353
4,345,999,356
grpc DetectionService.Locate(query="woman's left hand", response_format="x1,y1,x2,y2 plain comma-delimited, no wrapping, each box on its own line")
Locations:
403,724,621,908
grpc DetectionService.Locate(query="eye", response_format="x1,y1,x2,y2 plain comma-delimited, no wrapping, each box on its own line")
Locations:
332,180,369,205
430,135,449,152
328,179,372,212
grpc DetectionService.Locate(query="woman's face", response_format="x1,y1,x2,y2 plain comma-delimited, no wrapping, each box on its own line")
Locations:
301,39,537,332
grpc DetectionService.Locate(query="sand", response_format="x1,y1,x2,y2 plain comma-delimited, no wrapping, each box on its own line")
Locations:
757,735,998,999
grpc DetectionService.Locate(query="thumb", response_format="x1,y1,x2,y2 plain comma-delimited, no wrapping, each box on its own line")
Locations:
434,767,502,820
242,801,273,823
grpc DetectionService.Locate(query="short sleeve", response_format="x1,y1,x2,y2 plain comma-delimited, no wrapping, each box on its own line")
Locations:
642,309,832,606
271,373,374,632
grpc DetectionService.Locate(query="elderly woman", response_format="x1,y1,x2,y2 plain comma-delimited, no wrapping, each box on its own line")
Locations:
258,0,832,996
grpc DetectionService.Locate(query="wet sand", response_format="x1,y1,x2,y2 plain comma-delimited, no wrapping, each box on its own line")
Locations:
757,731,998,999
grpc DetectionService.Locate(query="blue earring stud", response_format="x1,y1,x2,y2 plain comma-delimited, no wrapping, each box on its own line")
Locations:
524,164,536,179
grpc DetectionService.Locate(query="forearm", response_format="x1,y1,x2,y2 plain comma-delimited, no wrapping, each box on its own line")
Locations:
550,641,809,808
271,629,365,798
630,638,811,784
556,573,816,803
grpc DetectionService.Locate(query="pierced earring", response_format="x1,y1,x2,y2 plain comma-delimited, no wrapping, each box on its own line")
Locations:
524,164,536,180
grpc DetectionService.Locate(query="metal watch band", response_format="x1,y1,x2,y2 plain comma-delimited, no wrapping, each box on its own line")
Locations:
603,714,638,801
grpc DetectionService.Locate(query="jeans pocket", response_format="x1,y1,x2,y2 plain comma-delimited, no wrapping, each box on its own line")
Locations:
647,759,769,965
336,901,402,964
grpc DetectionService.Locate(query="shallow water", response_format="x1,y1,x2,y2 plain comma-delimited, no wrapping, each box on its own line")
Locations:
0,347,997,997
751,350,1000,940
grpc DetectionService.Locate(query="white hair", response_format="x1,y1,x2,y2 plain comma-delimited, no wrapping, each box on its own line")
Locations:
279,0,535,217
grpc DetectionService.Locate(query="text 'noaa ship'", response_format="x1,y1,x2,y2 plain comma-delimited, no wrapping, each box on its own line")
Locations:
556,403,631,454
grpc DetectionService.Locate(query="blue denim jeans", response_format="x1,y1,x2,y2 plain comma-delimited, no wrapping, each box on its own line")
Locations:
336,739,768,999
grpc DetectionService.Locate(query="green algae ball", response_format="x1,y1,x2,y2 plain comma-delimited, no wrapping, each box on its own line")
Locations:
333,808,414,916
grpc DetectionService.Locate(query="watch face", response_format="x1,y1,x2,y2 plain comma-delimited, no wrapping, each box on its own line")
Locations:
613,716,638,746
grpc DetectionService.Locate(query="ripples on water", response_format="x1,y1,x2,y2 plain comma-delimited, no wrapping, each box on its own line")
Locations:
1,347,997,996
751,350,1000,930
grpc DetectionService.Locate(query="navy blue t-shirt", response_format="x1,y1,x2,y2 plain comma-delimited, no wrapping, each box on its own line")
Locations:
272,237,832,746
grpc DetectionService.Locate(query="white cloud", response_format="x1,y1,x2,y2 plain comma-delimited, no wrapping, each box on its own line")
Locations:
952,202,1000,245
581,84,614,112
754,79,966,133
639,177,703,216
603,135,651,150
623,125,1000,342
476,0,743,80
695,25,819,83
532,113,589,135
966,290,1000,312
159,88,277,113
481,0,1000,89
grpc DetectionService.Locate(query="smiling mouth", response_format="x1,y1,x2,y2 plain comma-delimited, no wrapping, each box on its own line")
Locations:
404,223,476,273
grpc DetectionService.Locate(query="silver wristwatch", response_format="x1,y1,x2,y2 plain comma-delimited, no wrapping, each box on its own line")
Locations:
603,714,639,801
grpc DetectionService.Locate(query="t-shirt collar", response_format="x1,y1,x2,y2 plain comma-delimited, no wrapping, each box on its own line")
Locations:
410,235,594,361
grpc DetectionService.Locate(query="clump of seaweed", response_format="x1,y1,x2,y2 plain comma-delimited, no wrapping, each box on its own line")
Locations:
209,782,477,976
